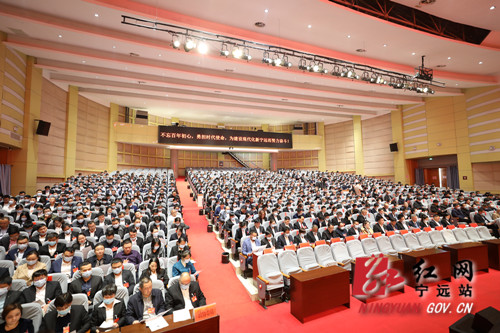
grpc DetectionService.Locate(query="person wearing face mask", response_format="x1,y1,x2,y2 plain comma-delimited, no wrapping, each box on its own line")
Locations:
166,272,206,313
110,218,126,238
104,258,135,296
58,224,78,243
0,276,25,314
322,223,337,241
143,238,164,261
21,269,62,313
91,284,127,333
171,217,190,231
9,205,24,223
6,235,34,265
169,226,188,242
419,216,431,229
39,233,65,259
126,277,166,324
241,231,261,266
347,221,362,236
12,250,46,286
50,247,82,278
40,292,90,333
101,229,121,253
305,225,321,244
69,261,103,304
249,220,265,237
114,240,142,270
73,233,94,252
261,230,276,249
233,221,249,250
0,216,10,240
266,220,279,237
72,213,88,229
172,251,197,278
88,244,112,267
334,222,348,239
2,197,16,213
276,227,294,249
169,236,190,259
292,228,307,245
131,218,147,235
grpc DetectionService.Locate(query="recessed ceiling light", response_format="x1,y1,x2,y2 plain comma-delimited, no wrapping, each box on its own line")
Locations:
347,35,351,38
82,60,86,63
264,9,269,13
94,13,99,17
158,54,161,57
447,56,451,60
58,34,62,38
479,61,483,64
308,24,312,28
112,45,116,49
490,5,496,10
412,52,416,55
455,83,459,86
383,44,387,47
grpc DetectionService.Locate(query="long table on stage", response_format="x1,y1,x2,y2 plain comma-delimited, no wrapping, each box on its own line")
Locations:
120,310,219,333
400,248,451,288
482,239,500,270
442,242,489,273
290,265,350,323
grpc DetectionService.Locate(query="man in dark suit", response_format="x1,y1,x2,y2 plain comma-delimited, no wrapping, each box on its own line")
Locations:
261,231,276,249
166,272,206,312
101,229,121,253
373,217,387,234
316,206,329,221
305,225,321,243
293,229,308,245
39,233,66,259
429,214,442,228
22,269,62,310
347,221,362,237
266,221,279,237
386,219,398,231
356,209,369,224
50,247,82,278
395,215,409,231
68,261,103,304
474,208,487,225
127,227,145,249
126,277,166,324
276,227,294,249
294,216,308,230
40,292,90,333
88,243,113,267
233,222,249,249
333,222,347,239
91,284,127,332
104,258,135,295
249,220,265,237
419,217,431,229
279,217,293,232
331,212,347,226
83,220,104,239
322,223,336,240
0,276,25,313
6,235,34,264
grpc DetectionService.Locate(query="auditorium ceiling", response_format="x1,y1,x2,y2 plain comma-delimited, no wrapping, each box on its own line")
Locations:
0,0,499,125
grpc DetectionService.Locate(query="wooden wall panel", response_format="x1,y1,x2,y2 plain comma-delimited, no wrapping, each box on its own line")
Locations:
324,120,355,172
362,114,394,176
472,162,500,194
37,78,66,177
76,96,109,171
277,150,319,170
117,143,170,170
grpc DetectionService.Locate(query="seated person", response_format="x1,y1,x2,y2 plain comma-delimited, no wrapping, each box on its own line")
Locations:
50,247,82,278
139,257,169,288
69,261,103,305
12,250,47,286
172,251,197,277
40,292,90,333
145,226,164,245
39,232,66,259
113,239,142,270
127,228,144,249
0,226,19,252
88,244,112,267
0,303,34,333
6,235,34,266
322,223,336,240
171,216,190,231
101,228,120,254
104,258,135,296
293,228,308,245
131,218,147,236
48,216,64,234
168,226,187,242
0,276,25,314
372,217,388,234
151,216,167,233
249,220,265,237
333,222,348,239
73,233,94,252
166,272,206,312
305,225,321,243
276,227,294,249
31,225,48,247
91,284,127,333
233,222,248,250
143,238,164,261
110,218,126,239
261,231,276,249
58,223,77,243
126,277,166,324
241,231,260,265
22,269,62,313
83,220,104,239
169,236,189,259
347,221,362,236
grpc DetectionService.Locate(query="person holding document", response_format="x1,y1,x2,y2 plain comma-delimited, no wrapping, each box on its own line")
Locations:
126,277,166,324
91,284,127,333
241,231,263,266
166,272,206,312
171,251,197,278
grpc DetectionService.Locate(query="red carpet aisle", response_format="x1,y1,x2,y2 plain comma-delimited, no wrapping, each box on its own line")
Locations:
176,179,500,333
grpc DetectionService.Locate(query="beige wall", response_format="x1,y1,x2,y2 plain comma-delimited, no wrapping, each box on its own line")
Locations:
76,96,109,172
472,162,500,194
37,78,67,178
325,120,355,172
361,114,394,177
277,150,319,169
